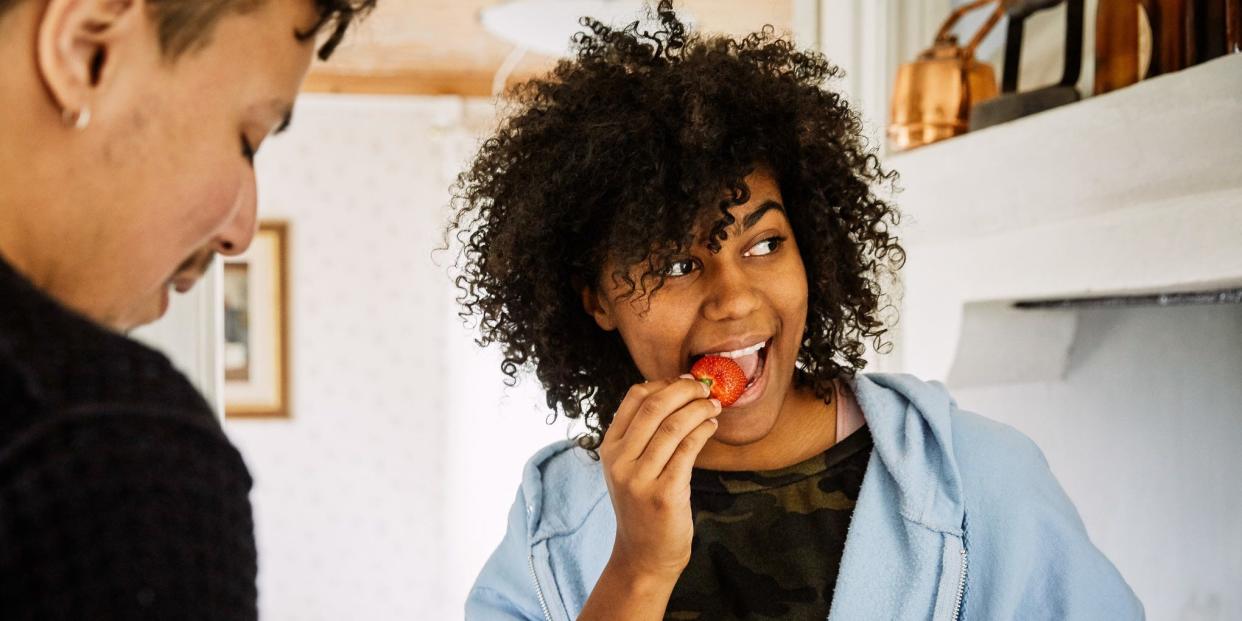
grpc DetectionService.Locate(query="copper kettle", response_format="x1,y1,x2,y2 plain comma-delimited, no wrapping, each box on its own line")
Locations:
888,0,1005,151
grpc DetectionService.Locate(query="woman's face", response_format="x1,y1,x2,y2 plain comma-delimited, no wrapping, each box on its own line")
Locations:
587,168,810,449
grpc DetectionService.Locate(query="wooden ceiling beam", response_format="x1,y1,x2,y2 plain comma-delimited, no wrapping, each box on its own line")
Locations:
302,68,546,98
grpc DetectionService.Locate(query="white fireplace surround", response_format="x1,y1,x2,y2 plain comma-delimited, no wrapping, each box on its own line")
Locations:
886,55,1242,387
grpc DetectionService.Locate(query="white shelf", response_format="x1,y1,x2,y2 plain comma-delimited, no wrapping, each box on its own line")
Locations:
887,55,1242,386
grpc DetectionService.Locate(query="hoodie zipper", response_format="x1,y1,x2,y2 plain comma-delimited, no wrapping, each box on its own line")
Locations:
951,547,968,621
528,554,553,621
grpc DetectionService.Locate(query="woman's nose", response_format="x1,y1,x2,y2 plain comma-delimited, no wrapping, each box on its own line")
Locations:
701,261,761,322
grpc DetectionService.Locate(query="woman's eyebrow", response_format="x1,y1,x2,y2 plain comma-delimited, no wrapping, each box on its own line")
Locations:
740,200,785,231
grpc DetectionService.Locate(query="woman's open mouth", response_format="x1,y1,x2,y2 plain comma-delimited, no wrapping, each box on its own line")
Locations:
689,337,773,408
728,338,770,408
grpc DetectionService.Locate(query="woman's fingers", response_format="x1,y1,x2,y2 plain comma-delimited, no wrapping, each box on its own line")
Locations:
602,380,669,445
660,417,720,489
633,397,720,480
614,377,709,462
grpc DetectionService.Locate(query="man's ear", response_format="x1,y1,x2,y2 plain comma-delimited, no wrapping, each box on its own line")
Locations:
37,0,143,121
581,284,617,332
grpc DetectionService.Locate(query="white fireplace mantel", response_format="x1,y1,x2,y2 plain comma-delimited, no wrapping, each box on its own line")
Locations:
888,54,1242,386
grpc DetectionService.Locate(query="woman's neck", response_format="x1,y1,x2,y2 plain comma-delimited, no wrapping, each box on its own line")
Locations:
694,384,838,472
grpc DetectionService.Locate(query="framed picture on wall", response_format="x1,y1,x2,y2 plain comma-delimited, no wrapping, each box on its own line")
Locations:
223,221,290,418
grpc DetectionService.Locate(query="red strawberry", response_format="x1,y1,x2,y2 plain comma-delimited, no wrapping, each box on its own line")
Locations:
690,355,748,407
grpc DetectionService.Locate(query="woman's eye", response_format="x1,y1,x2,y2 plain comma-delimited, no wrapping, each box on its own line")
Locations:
664,258,698,277
745,236,786,257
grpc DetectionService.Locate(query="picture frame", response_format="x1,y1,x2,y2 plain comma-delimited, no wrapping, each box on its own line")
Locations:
223,221,291,419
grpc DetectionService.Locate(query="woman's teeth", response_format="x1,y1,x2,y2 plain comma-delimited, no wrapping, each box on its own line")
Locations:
699,339,770,387
711,340,767,359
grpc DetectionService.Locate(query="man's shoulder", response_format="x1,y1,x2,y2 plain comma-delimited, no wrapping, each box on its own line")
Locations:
0,307,226,467
1,306,214,419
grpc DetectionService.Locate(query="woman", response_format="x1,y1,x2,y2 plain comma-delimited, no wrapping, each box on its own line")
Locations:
452,4,1142,619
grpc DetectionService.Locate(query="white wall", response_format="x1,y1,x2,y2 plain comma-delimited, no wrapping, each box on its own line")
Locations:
950,303,1242,620
224,94,566,620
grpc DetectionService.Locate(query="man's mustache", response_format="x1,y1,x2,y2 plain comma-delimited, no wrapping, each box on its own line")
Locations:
173,248,217,280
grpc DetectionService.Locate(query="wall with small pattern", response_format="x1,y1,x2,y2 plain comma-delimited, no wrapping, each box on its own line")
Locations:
225,94,565,620
126,89,1242,621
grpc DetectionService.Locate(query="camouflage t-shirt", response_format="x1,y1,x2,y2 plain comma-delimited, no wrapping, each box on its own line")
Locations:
665,426,873,620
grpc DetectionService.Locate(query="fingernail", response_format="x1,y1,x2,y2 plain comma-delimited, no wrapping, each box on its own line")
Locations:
710,398,721,412
679,373,694,380
709,417,719,425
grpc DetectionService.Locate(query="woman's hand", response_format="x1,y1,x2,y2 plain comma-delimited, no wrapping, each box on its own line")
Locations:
598,375,721,580
578,376,720,620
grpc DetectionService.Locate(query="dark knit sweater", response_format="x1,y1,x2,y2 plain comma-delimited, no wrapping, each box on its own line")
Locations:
0,256,257,620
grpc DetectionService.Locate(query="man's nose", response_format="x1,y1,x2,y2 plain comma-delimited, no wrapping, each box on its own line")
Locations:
213,171,259,256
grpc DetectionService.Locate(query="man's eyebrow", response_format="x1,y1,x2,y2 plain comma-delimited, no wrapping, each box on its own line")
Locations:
739,200,785,231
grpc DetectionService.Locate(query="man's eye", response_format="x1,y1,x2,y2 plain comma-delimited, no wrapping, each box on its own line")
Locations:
745,236,787,257
241,136,256,164
664,258,698,277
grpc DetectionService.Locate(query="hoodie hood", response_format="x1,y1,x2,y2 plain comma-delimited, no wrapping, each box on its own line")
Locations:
850,373,965,534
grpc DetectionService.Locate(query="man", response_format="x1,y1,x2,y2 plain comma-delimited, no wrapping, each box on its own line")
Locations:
0,0,373,617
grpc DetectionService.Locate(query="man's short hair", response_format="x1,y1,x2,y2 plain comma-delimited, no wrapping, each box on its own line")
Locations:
0,0,376,61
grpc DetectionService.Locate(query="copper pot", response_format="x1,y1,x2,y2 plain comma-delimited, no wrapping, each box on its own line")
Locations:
889,0,1004,151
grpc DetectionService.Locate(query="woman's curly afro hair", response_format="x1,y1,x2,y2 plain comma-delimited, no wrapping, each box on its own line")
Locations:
448,1,904,451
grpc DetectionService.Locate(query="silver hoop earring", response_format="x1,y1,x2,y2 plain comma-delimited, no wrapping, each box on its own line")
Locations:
62,106,91,131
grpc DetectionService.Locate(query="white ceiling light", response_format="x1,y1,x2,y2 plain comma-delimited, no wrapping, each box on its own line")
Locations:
480,0,695,58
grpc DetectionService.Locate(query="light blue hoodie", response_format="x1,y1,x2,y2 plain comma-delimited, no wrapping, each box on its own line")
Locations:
467,373,1144,620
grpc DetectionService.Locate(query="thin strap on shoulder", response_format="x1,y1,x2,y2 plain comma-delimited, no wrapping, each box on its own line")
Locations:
834,380,866,443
